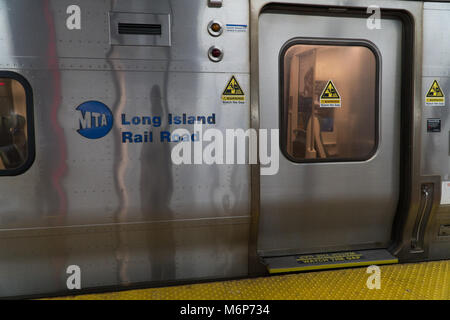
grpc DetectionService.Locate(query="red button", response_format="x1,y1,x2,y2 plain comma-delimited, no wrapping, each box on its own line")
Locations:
211,48,222,58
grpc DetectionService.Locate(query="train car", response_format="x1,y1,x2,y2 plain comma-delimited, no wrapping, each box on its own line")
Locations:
0,0,448,298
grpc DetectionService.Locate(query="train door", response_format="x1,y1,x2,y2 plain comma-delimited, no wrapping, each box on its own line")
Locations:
257,8,404,272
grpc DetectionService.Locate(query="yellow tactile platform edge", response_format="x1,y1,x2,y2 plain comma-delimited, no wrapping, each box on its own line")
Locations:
51,260,449,300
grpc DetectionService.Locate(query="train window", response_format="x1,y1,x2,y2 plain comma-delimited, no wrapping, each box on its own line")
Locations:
0,73,34,175
280,41,379,162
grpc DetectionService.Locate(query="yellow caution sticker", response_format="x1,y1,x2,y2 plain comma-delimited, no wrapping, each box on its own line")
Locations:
320,80,341,108
222,76,245,102
426,80,445,106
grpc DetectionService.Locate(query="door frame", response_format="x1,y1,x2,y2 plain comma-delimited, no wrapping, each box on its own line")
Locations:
248,0,423,275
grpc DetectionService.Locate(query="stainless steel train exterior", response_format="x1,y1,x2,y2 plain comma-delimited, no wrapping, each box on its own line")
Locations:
0,0,448,298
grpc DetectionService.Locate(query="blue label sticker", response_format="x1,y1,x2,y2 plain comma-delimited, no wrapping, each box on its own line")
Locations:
76,101,113,139
225,24,248,33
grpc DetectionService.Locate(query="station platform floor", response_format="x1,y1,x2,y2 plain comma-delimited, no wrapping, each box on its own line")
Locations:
51,260,449,300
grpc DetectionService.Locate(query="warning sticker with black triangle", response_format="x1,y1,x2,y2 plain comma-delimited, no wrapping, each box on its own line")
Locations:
222,76,245,102
425,80,445,106
320,80,341,108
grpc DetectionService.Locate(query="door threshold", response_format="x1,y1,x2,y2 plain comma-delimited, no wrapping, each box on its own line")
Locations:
262,249,398,274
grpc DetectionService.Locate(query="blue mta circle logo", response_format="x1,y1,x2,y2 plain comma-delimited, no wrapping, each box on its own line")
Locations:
76,101,114,139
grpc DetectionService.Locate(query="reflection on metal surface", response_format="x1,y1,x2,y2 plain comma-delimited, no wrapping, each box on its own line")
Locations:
140,84,176,280
282,43,377,162
44,0,68,222
43,0,69,292
111,55,131,285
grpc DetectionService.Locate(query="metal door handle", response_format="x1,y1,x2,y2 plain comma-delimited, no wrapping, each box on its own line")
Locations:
411,184,432,252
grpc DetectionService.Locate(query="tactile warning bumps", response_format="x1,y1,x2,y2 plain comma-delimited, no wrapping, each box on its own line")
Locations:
52,260,449,300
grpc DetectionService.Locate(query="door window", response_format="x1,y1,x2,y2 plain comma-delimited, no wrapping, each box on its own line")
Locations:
0,72,34,174
280,41,379,162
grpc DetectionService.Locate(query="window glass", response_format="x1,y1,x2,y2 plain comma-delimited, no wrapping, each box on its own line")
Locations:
0,78,30,170
282,43,378,162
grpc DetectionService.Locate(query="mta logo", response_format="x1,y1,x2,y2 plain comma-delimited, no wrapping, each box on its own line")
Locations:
77,101,113,139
